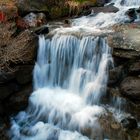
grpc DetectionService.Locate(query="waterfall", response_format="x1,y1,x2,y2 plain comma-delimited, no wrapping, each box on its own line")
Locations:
9,0,140,140
10,35,113,140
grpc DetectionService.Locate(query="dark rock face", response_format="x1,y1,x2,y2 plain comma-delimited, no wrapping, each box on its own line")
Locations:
120,77,140,102
0,65,34,114
34,25,49,35
96,0,111,6
5,85,32,114
108,66,124,86
0,122,9,140
15,65,34,85
0,71,15,84
92,5,119,13
0,83,19,100
0,65,34,101
129,61,140,75
121,117,138,129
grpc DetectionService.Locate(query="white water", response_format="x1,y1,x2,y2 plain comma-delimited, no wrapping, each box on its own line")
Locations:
10,0,140,140
112,0,140,6
10,35,113,140
72,0,140,30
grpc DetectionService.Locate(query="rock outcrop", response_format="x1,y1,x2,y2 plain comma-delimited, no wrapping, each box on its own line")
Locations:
0,3,42,139
120,77,140,102
108,24,140,97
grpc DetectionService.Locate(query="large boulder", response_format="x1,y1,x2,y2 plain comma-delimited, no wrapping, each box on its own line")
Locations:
120,77,140,102
108,24,140,61
121,117,138,129
92,5,119,13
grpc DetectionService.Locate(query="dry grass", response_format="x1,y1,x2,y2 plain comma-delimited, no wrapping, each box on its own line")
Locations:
4,31,35,63
0,23,36,71
0,0,16,5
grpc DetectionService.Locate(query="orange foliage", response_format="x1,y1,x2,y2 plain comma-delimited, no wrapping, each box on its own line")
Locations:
0,12,6,22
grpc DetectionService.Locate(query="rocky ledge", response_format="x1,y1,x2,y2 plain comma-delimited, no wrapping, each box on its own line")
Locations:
108,23,140,103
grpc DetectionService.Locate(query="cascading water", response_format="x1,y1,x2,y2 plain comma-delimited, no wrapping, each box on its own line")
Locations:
112,0,140,6
72,0,140,29
10,35,113,140
10,0,140,140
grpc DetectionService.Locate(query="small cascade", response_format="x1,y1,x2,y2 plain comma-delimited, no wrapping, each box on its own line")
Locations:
112,0,140,6
10,35,113,140
72,0,140,29
9,0,140,140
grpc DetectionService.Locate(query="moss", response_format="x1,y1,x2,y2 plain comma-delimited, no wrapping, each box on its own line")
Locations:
50,6,62,19
74,0,86,3
61,7,70,17
74,0,97,4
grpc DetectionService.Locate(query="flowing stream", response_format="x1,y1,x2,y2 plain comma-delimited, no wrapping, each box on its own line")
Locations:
10,0,140,140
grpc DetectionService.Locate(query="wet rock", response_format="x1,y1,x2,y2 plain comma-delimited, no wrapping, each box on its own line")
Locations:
121,117,138,129
15,65,34,85
113,48,140,60
0,71,15,84
108,66,124,86
107,87,121,99
92,5,119,14
5,85,32,114
0,82,19,100
99,113,128,140
125,8,137,23
96,0,110,6
24,12,37,27
129,61,140,76
23,12,46,28
120,77,140,102
0,122,9,140
34,25,49,35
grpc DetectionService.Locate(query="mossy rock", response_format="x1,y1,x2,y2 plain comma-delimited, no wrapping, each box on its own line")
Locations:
61,7,70,17
50,6,62,19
